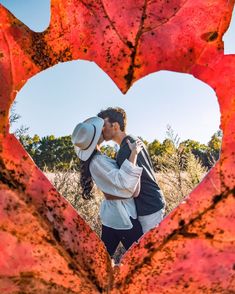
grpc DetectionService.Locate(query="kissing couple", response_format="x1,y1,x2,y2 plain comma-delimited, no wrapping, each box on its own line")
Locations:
71,107,166,258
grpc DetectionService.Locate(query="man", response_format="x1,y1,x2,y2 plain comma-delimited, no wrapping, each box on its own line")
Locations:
98,107,166,234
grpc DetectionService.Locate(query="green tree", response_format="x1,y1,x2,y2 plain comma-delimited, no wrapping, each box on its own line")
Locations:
19,134,40,157
34,135,56,170
100,145,116,159
10,101,29,137
20,134,80,171
53,135,80,170
148,139,162,156
184,152,208,190
179,139,203,153
208,131,222,151
161,138,175,155
207,130,222,166
179,139,209,168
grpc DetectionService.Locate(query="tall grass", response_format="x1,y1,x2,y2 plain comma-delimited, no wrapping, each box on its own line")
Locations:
45,151,208,263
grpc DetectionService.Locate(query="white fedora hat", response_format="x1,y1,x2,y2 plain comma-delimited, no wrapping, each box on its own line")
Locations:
71,117,104,161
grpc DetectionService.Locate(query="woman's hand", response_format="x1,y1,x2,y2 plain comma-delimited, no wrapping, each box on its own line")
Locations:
127,138,144,155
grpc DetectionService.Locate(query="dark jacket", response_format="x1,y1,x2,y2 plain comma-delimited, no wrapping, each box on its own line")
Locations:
116,135,166,216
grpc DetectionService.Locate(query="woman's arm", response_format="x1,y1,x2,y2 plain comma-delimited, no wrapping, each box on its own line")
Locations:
122,138,142,197
127,138,143,166
90,139,144,199
132,180,141,197
103,179,140,200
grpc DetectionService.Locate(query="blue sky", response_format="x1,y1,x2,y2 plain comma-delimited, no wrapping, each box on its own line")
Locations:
1,0,235,144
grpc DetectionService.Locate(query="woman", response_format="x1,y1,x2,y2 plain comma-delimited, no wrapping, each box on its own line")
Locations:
71,116,144,257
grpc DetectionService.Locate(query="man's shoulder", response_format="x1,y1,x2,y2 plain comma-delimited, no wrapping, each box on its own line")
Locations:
116,134,139,165
120,134,138,148
126,134,138,141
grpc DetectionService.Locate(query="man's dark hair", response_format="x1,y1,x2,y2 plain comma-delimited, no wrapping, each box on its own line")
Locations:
97,107,127,131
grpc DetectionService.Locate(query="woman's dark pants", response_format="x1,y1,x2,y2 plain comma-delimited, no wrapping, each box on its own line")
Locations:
101,217,143,257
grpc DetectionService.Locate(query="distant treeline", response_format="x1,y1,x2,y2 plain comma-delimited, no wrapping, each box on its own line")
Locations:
18,129,222,172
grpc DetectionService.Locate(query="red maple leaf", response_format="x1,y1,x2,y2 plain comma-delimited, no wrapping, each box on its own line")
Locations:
0,0,234,292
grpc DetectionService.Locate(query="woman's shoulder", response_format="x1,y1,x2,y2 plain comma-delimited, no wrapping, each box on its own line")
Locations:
91,153,117,166
90,153,118,176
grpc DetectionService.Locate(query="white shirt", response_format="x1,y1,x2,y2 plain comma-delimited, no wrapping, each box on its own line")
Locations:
89,153,143,230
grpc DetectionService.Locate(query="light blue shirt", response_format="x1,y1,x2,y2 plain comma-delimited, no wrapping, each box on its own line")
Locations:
89,153,143,230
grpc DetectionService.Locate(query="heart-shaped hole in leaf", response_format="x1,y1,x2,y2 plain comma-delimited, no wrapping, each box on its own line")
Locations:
10,61,222,263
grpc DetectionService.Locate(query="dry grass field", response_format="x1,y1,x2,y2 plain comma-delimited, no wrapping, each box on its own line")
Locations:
45,166,207,263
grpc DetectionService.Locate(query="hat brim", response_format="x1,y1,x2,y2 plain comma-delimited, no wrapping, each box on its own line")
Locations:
74,117,104,161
